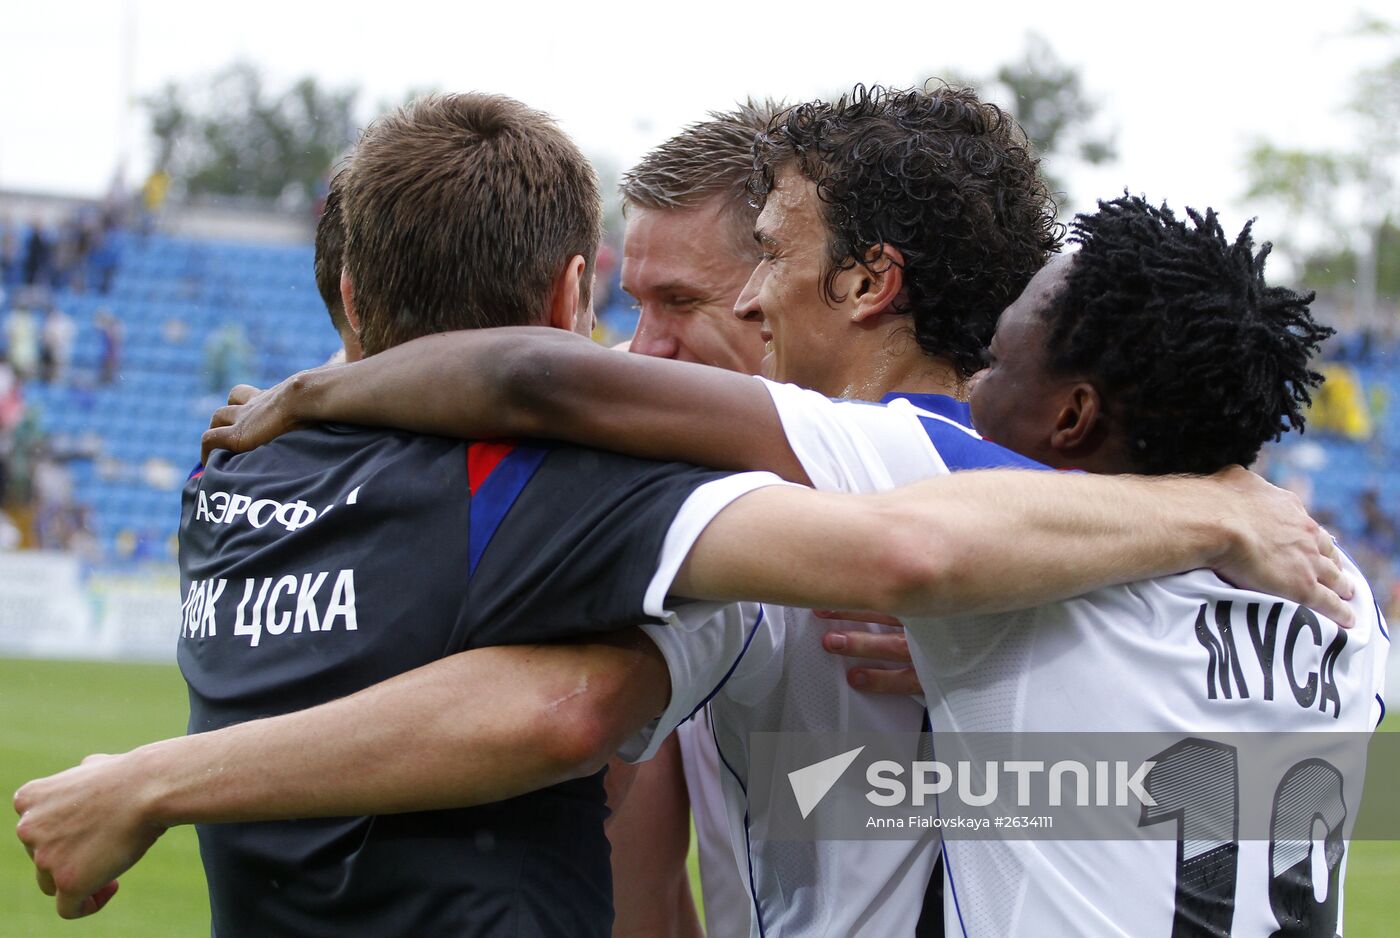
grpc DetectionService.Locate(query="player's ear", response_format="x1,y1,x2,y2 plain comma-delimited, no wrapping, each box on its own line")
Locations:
850,244,905,324
547,255,588,335
1049,383,1102,453
340,268,360,336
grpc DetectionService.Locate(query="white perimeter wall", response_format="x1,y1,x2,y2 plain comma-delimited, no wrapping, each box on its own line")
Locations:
0,551,179,663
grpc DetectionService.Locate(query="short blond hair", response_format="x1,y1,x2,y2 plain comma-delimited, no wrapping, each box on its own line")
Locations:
620,99,783,235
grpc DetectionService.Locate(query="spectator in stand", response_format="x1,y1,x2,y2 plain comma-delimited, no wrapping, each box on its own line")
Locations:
50,219,79,291
30,449,73,550
5,303,40,380
22,223,52,287
65,505,99,562
1359,488,1399,555
86,224,119,294
140,171,170,235
0,509,20,551
103,167,131,234
1311,362,1373,439
0,352,19,507
3,409,44,517
68,207,117,294
40,306,76,384
203,323,253,395
95,309,123,384
0,219,19,289
0,352,22,435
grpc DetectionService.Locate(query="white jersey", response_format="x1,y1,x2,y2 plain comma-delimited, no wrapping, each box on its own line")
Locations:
703,601,938,937
762,377,1391,938
621,393,945,937
678,712,756,938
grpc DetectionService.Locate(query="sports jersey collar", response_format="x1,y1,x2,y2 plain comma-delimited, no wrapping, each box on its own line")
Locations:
880,391,972,426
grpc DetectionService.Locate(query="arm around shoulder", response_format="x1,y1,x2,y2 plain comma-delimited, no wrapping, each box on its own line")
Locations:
666,467,1352,622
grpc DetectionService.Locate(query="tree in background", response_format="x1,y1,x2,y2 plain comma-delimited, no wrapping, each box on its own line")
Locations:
145,62,358,208
986,34,1116,204
1244,16,1399,315
924,33,1117,209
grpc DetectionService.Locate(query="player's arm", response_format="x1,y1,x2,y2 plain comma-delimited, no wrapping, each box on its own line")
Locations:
14,630,670,920
668,469,1354,624
605,736,703,938
202,326,810,481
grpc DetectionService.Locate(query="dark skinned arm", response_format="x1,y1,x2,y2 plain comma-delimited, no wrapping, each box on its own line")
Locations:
204,326,809,481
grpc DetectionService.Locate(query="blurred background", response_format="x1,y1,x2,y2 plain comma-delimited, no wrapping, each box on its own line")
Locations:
0,1,1396,933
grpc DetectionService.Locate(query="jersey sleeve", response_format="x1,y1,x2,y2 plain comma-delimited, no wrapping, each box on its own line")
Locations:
760,377,1049,494
760,378,944,493
464,443,785,647
617,602,766,763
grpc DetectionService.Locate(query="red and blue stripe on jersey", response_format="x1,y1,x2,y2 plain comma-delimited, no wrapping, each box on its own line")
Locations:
466,441,550,577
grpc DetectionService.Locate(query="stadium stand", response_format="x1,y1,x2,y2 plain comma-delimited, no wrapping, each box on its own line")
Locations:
1266,337,1400,616
1,225,339,563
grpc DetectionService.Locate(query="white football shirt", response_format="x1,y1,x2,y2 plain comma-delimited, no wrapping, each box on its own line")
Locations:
678,711,756,938
761,377,1390,938
621,394,947,937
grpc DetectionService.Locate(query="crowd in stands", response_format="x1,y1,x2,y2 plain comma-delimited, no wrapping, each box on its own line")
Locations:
1264,311,1400,618
2,187,342,565
2,201,125,296
0,197,131,559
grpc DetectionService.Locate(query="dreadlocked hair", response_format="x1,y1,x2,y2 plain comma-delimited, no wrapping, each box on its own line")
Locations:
751,82,1062,378
1043,194,1332,475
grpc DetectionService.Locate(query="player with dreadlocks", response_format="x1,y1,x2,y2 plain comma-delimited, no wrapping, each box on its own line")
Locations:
970,193,1332,476
892,194,1388,936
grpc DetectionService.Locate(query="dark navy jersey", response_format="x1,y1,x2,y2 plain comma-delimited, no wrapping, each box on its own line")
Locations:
178,423,741,937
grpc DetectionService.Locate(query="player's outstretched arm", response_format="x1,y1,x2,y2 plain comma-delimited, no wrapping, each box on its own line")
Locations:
14,631,669,920
670,467,1354,624
202,326,809,481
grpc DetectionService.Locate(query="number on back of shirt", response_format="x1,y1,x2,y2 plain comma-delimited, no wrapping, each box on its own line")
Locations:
1138,737,1345,937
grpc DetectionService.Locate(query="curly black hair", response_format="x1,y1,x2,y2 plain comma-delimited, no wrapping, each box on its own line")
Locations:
1042,194,1333,475
751,82,1062,378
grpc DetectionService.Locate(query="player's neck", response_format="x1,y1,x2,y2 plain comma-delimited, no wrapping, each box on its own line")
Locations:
830,331,965,403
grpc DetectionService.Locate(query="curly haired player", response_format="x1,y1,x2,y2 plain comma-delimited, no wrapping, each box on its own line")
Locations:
888,195,1383,937
748,83,1061,384
974,195,1328,474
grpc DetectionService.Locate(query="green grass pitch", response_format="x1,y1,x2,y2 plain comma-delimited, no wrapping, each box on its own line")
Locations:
1,657,1395,936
